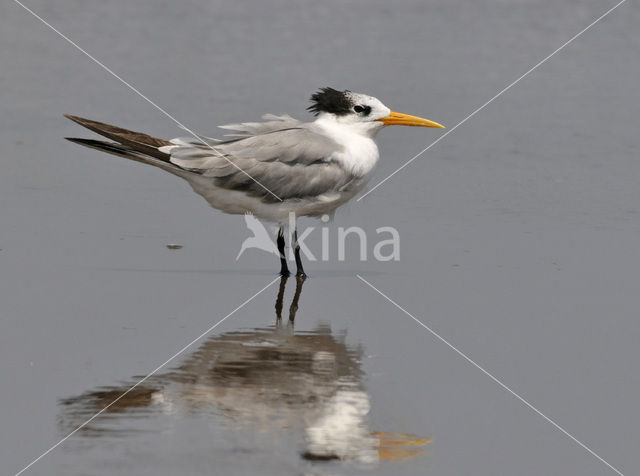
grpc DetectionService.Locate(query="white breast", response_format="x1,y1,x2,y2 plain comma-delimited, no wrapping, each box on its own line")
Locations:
314,117,380,177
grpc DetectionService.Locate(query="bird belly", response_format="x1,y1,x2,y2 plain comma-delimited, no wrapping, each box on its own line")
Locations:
188,175,370,224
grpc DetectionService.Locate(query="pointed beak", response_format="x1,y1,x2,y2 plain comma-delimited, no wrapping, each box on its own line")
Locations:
377,110,445,128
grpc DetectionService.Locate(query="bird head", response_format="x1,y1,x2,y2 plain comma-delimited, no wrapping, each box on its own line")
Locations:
308,87,444,132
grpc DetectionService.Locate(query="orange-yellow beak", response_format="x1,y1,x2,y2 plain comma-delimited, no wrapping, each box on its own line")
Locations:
377,110,444,128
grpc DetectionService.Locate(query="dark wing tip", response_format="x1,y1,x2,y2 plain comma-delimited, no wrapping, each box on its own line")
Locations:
64,137,110,147
64,114,96,129
64,113,82,121
63,114,173,156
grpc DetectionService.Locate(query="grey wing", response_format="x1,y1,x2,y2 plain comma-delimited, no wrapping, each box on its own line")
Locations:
218,114,301,137
164,118,353,202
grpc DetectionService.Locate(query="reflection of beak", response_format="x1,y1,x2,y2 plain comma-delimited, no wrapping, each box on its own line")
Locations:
377,110,445,128
371,431,431,461
372,431,432,462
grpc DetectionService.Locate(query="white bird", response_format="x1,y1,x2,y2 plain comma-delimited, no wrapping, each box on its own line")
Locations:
65,88,444,276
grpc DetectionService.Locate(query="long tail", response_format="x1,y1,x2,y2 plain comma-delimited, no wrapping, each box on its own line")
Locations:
64,114,187,176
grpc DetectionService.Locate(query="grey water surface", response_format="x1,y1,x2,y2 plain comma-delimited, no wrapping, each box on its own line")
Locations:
2,0,639,475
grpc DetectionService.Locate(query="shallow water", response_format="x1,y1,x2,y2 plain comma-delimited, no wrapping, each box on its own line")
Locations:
2,0,639,474
57,281,431,473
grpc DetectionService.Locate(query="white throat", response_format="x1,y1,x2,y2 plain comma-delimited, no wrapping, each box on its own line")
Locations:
314,114,382,177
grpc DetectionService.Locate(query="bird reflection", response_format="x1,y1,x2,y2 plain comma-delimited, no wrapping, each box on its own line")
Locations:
59,276,429,463
275,274,306,322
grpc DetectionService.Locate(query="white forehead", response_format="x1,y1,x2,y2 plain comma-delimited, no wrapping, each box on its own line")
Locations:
345,92,388,111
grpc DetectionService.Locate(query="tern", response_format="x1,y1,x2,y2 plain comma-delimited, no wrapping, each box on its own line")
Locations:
65,88,443,276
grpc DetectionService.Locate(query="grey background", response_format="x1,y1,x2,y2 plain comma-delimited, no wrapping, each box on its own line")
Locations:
1,0,638,474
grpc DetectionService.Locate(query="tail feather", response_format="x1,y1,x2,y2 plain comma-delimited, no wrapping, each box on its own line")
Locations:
64,114,171,161
64,137,187,177
65,137,152,162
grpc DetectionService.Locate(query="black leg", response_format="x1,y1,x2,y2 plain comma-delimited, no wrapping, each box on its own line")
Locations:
274,274,288,320
277,227,289,277
293,229,306,277
288,274,306,321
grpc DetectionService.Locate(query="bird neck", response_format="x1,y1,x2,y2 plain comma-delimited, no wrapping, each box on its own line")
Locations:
314,113,384,139
314,114,380,177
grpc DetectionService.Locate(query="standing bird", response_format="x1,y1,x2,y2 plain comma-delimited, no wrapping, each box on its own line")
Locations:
65,88,443,276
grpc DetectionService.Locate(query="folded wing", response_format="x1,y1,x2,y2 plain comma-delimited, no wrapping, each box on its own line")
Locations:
165,115,352,203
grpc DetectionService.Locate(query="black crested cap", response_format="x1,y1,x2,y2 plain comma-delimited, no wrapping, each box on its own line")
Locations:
307,87,353,116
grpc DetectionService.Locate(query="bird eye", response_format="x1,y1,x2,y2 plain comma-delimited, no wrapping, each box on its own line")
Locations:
353,105,371,115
